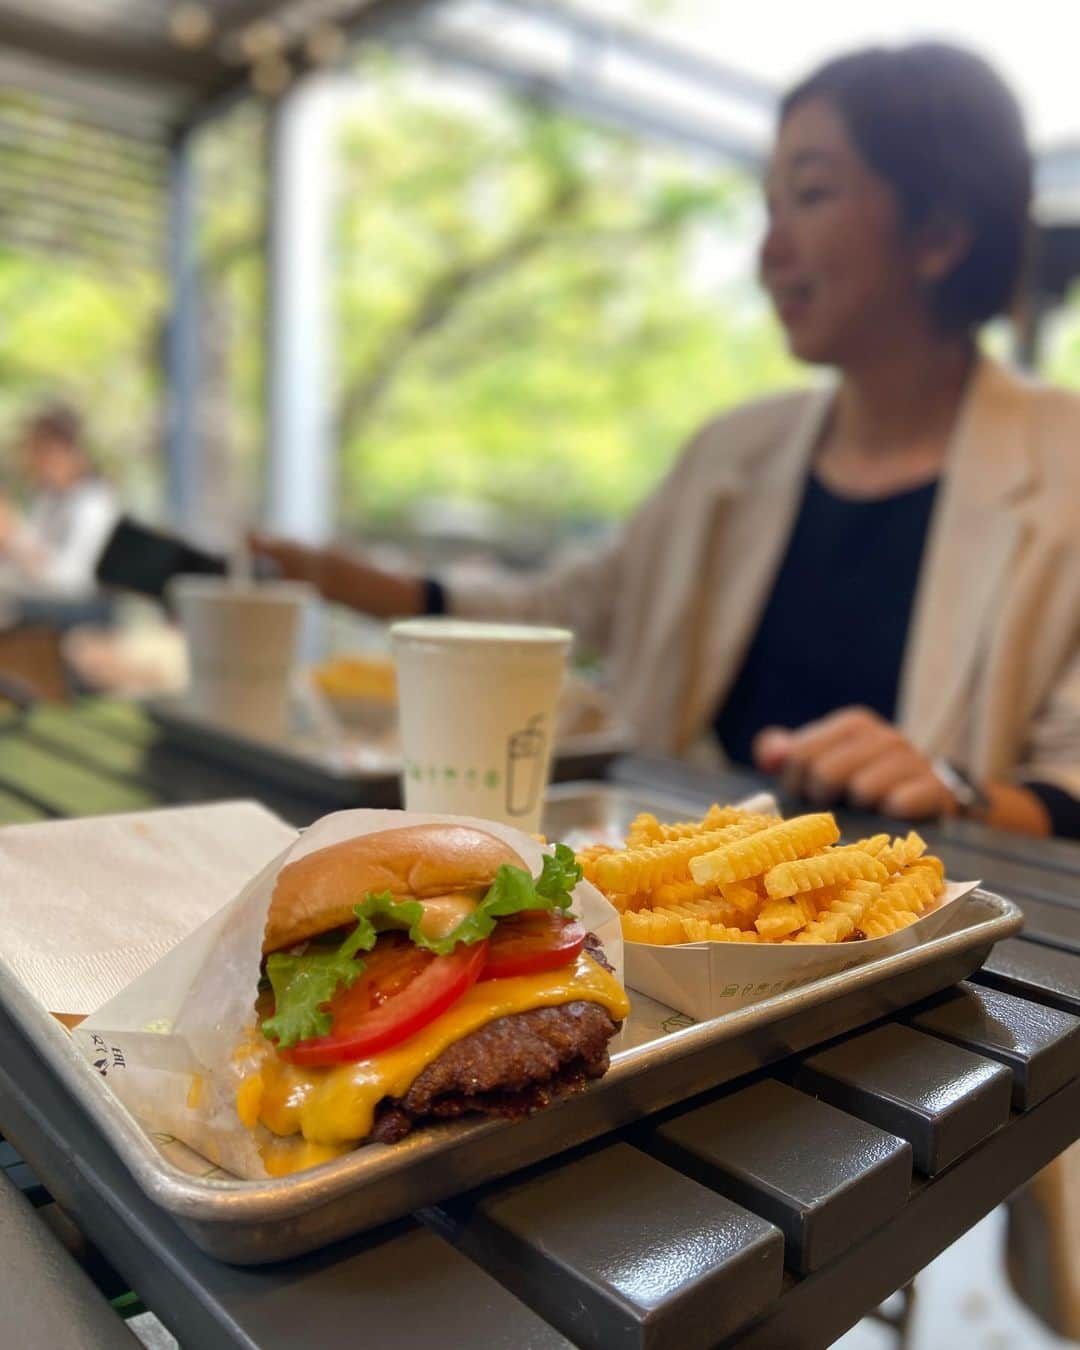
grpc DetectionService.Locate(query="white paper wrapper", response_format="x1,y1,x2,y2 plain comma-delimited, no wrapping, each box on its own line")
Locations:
623,879,981,1021
74,808,622,1180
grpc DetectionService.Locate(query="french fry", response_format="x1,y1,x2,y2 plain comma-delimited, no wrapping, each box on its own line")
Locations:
626,813,662,847
764,848,887,898
877,830,928,874
606,891,649,914
859,906,921,940
914,853,945,881
755,892,819,939
576,843,615,884
654,898,738,925
859,863,943,938
582,806,948,948
652,879,710,907
791,879,881,943
620,910,685,945
594,814,776,895
627,803,759,846
841,833,891,857
718,881,762,915
689,814,840,886
682,919,760,943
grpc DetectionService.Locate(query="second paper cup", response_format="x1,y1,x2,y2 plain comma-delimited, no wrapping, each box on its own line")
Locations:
170,576,313,741
389,619,572,833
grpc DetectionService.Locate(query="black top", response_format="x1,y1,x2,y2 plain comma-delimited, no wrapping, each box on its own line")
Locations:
714,473,938,766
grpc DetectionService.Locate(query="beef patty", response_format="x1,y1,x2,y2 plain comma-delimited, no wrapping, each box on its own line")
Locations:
372,935,621,1143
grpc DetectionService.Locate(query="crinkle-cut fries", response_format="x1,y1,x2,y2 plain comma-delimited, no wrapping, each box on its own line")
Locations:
580,805,946,946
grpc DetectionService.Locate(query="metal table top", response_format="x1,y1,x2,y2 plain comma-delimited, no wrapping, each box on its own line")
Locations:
1,698,1077,1349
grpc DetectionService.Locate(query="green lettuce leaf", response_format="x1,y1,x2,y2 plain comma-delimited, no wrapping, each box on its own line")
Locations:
260,844,584,1047
414,842,583,953
351,844,583,956
261,921,376,1047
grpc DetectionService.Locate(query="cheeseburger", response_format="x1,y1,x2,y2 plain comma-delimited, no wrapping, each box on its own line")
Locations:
236,823,629,1174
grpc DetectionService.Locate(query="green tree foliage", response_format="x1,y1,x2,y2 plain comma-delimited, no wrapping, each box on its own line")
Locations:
0,52,803,531
329,62,801,528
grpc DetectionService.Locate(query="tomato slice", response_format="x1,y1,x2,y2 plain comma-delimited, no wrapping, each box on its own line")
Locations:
283,936,488,1066
479,912,586,981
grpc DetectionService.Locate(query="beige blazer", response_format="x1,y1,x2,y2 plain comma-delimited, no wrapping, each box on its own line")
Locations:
449,357,1080,796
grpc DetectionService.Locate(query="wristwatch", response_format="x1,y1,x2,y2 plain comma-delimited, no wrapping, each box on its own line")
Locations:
932,759,991,821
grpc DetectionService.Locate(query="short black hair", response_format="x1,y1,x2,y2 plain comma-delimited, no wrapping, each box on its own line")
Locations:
781,44,1032,330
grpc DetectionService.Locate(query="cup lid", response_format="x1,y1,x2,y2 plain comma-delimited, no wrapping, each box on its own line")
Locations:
390,619,572,647
167,576,314,604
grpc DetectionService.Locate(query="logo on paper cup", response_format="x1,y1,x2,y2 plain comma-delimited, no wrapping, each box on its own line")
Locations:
505,714,548,818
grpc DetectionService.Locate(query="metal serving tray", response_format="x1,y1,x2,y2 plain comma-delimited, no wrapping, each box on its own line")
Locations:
145,699,631,805
0,783,1023,1265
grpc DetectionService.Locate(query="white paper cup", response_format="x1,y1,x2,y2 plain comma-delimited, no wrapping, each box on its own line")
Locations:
169,577,314,741
390,619,572,832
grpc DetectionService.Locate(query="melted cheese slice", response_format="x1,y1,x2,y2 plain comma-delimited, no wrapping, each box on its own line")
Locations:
238,952,629,1174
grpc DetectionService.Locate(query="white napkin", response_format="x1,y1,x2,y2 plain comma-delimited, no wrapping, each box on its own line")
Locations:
0,801,297,1016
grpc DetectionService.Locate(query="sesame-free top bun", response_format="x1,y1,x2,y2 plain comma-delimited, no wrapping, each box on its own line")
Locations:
263,823,526,954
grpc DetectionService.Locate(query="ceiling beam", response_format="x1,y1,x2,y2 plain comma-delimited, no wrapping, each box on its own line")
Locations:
491,0,776,109
404,31,767,168
182,0,442,126
0,10,224,92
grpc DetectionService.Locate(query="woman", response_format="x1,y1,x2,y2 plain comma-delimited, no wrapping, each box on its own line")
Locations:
255,43,1080,838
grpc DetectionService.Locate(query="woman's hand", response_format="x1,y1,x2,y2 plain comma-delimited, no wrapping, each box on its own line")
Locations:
248,531,326,588
753,706,956,819
248,531,424,620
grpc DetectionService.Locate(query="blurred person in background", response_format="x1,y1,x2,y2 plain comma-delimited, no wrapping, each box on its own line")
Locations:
254,43,1079,842
0,403,118,627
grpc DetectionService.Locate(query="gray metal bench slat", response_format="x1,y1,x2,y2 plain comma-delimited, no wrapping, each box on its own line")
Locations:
641,1080,911,1275
791,1023,1012,1174
721,1072,1080,1349
923,839,1080,912
426,1141,784,1350
938,819,1080,880
212,1225,575,1350
986,893,1080,954
975,937,1080,1017
0,1002,571,1350
905,982,1080,1109
0,1169,138,1348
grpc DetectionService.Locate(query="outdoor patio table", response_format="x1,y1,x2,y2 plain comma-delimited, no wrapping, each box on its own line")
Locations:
0,697,1077,1349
